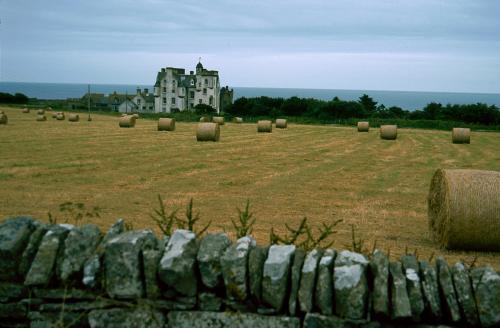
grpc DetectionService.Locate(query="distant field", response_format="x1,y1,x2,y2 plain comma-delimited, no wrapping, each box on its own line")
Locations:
1,107,499,269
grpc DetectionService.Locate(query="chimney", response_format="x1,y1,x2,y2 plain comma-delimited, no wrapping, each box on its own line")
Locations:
190,71,194,75
144,88,149,96
161,68,166,72
136,87,141,95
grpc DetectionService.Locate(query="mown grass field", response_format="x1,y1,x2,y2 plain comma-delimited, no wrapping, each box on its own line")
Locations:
1,107,499,269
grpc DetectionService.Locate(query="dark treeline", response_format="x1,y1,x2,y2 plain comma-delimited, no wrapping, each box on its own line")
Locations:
226,94,500,126
0,92,29,104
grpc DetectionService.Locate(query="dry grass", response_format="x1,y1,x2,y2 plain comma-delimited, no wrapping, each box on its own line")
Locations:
1,107,500,268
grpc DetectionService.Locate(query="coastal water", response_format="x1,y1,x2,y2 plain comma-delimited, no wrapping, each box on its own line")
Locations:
1,81,500,110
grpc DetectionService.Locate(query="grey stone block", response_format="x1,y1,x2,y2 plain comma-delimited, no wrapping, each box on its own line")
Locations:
143,249,161,299
158,229,198,297
419,260,442,320
315,249,336,315
262,244,296,312
298,248,322,313
389,261,412,320
436,257,461,323
220,236,256,302
0,216,36,280
199,292,223,311
88,308,165,328
248,245,268,304
370,250,390,318
401,255,425,321
59,224,102,282
450,262,479,326
288,248,305,316
24,225,71,286
167,311,300,328
197,232,231,289
18,224,48,278
104,229,157,299
334,250,369,320
472,266,500,327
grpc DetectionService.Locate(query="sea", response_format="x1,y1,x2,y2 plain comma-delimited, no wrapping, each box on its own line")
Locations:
1,81,500,111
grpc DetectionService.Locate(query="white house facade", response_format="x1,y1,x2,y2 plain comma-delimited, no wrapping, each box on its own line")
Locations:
154,61,221,113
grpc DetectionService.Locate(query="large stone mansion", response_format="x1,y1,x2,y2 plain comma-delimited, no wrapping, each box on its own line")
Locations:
154,61,222,113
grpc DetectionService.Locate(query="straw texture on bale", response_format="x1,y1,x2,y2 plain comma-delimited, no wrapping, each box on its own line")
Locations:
275,118,287,129
380,125,397,140
37,109,45,115
257,120,272,133
196,122,220,142
36,115,47,121
212,116,225,125
56,113,65,121
357,121,369,132
199,116,210,122
132,113,139,119
0,110,4,114
121,113,128,117
452,128,470,144
52,112,58,119
68,114,80,122
0,114,7,125
158,118,176,131
428,169,500,251
119,115,136,128
22,108,30,113
233,117,243,123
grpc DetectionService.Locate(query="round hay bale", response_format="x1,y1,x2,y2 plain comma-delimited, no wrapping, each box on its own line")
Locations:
428,169,500,251
0,114,7,125
36,115,47,121
212,116,225,125
52,112,58,119
132,113,139,119
56,113,65,121
37,109,45,115
199,116,210,122
357,121,369,132
158,118,176,131
68,114,79,122
257,120,272,133
196,122,220,142
0,110,4,114
121,113,128,117
380,125,397,140
275,118,287,129
452,128,470,144
22,108,30,113
232,117,243,123
119,115,136,128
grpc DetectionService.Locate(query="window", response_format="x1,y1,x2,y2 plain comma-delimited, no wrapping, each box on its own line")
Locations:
198,82,201,88
162,97,166,104
137,99,141,105
203,88,207,95
149,106,153,110
199,99,202,104
163,87,166,92
190,80,194,86
204,78,208,85
171,97,176,105
189,91,194,98
209,96,213,106
190,103,193,109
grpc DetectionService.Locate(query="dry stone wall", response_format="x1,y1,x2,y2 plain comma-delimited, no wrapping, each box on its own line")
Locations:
0,216,499,327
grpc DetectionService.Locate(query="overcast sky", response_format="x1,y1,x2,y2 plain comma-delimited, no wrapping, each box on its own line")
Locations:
1,0,499,93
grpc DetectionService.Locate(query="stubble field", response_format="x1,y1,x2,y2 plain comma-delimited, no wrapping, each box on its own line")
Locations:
1,107,499,269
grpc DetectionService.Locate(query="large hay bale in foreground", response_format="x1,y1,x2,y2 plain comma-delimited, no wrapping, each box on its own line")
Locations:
380,125,397,140
452,128,470,144
357,121,369,132
428,169,500,251
22,108,30,113
68,114,79,122
196,122,220,141
0,114,7,125
233,117,243,123
257,120,272,133
158,118,176,131
119,115,136,128
56,112,65,120
275,119,287,129
200,116,211,122
36,115,47,121
212,116,225,125
37,109,45,115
